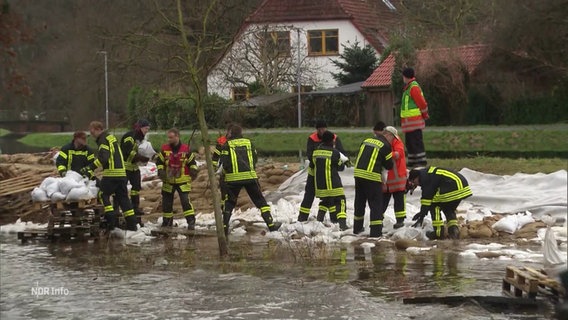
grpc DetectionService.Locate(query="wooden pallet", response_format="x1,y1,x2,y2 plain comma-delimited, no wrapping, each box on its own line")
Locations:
0,172,52,197
18,226,100,243
34,198,99,210
503,266,565,301
503,266,539,299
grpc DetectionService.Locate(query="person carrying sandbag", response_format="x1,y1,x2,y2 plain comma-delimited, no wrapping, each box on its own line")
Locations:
156,128,198,230
81,121,138,231
119,119,151,226
55,131,95,177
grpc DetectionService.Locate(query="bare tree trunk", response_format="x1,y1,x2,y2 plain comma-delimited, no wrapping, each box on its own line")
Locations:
173,0,228,256
195,99,228,256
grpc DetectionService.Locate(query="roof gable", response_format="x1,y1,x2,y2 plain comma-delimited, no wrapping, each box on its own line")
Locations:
362,44,491,88
246,0,399,52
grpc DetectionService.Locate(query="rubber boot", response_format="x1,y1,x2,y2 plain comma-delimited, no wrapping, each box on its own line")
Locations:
448,225,460,240
136,215,144,228
353,218,364,234
338,218,348,231
103,212,116,231
223,212,232,236
186,215,196,231
125,215,138,231
369,225,383,238
161,217,173,227
393,217,405,229
316,210,326,222
426,227,445,240
268,221,282,232
297,212,309,222
261,212,280,232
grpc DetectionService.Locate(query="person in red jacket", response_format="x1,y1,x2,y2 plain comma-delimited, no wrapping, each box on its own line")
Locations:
401,68,429,168
382,126,408,229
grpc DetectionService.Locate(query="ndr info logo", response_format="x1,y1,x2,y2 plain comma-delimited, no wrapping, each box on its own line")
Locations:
31,282,69,297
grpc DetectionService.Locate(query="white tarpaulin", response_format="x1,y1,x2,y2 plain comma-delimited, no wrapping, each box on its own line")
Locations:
459,169,567,220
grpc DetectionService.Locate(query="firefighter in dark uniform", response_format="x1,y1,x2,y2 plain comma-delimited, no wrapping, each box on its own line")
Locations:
408,167,473,240
297,120,346,222
312,131,349,230
82,121,138,231
120,119,151,225
212,125,232,212
56,131,95,176
156,128,198,229
353,123,394,237
219,125,281,236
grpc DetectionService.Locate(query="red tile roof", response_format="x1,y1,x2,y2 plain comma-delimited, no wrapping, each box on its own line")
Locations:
362,44,491,88
246,0,399,52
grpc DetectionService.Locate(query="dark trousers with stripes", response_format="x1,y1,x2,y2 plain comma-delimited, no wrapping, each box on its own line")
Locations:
430,200,460,239
354,178,384,230
405,129,427,168
383,190,406,220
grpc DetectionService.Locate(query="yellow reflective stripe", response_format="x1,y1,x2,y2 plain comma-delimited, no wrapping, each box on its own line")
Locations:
123,209,135,217
315,188,344,198
433,186,472,202
225,171,258,181
353,169,382,182
319,205,328,211
87,154,95,160
299,207,311,214
395,210,406,218
336,199,346,219
94,159,102,168
99,144,110,150
421,198,432,206
385,152,392,161
436,169,463,190
325,158,332,190
183,209,195,216
367,148,378,173
260,206,270,213
104,205,114,213
57,165,67,172
130,190,139,196
370,220,383,226
353,215,364,220
163,212,174,218
447,219,458,227
401,108,421,118
58,152,68,159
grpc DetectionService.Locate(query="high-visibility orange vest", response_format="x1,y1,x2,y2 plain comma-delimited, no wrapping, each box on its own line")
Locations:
386,137,407,192
401,81,426,133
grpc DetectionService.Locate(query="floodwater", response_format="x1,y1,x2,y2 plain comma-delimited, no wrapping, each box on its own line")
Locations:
0,233,553,320
0,134,47,155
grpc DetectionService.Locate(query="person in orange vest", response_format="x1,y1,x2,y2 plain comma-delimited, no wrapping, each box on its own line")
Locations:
401,68,429,168
297,121,346,222
156,128,198,229
381,126,408,229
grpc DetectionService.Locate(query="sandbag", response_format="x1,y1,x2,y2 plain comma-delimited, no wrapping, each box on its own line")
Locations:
492,215,518,234
65,170,84,182
39,177,58,190
31,187,49,202
140,162,158,181
138,140,156,160
59,177,84,195
43,180,60,197
66,186,93,201
50,192,66,202
391,227,427,241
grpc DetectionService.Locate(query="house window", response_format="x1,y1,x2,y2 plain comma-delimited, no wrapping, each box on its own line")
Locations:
308,29,339,56
263,31,290,56
231,87,249,101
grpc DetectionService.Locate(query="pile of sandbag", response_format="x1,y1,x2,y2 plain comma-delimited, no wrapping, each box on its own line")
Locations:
31,171,98,202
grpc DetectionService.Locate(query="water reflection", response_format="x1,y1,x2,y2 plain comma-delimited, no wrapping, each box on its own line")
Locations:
0,235,550,319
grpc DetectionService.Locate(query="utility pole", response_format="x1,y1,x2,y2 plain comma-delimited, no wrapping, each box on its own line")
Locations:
296,28,303,163
97,51,109,129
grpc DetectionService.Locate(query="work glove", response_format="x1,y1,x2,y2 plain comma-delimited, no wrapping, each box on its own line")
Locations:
79,167,93,179
344,160,353,168
412,211,427,228
59,170,67,178
158,169,166,181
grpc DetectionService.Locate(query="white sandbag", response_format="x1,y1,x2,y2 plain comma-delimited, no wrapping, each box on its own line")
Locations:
138,140,156,159
89,186,99,198
391,227,428,241
66,186,93,201
64,170,83,183
492,215,519,234
517,211,535,229
31,187,49,202
50,192,66,202
43,180,61,197
59,177,85,195
140,162,158,181
543,226,567,276
39,177,58,190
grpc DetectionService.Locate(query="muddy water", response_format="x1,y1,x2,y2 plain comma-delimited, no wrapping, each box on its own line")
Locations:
0,235,549,320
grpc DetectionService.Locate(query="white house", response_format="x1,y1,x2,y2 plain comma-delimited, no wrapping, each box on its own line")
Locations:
207,0,399,100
